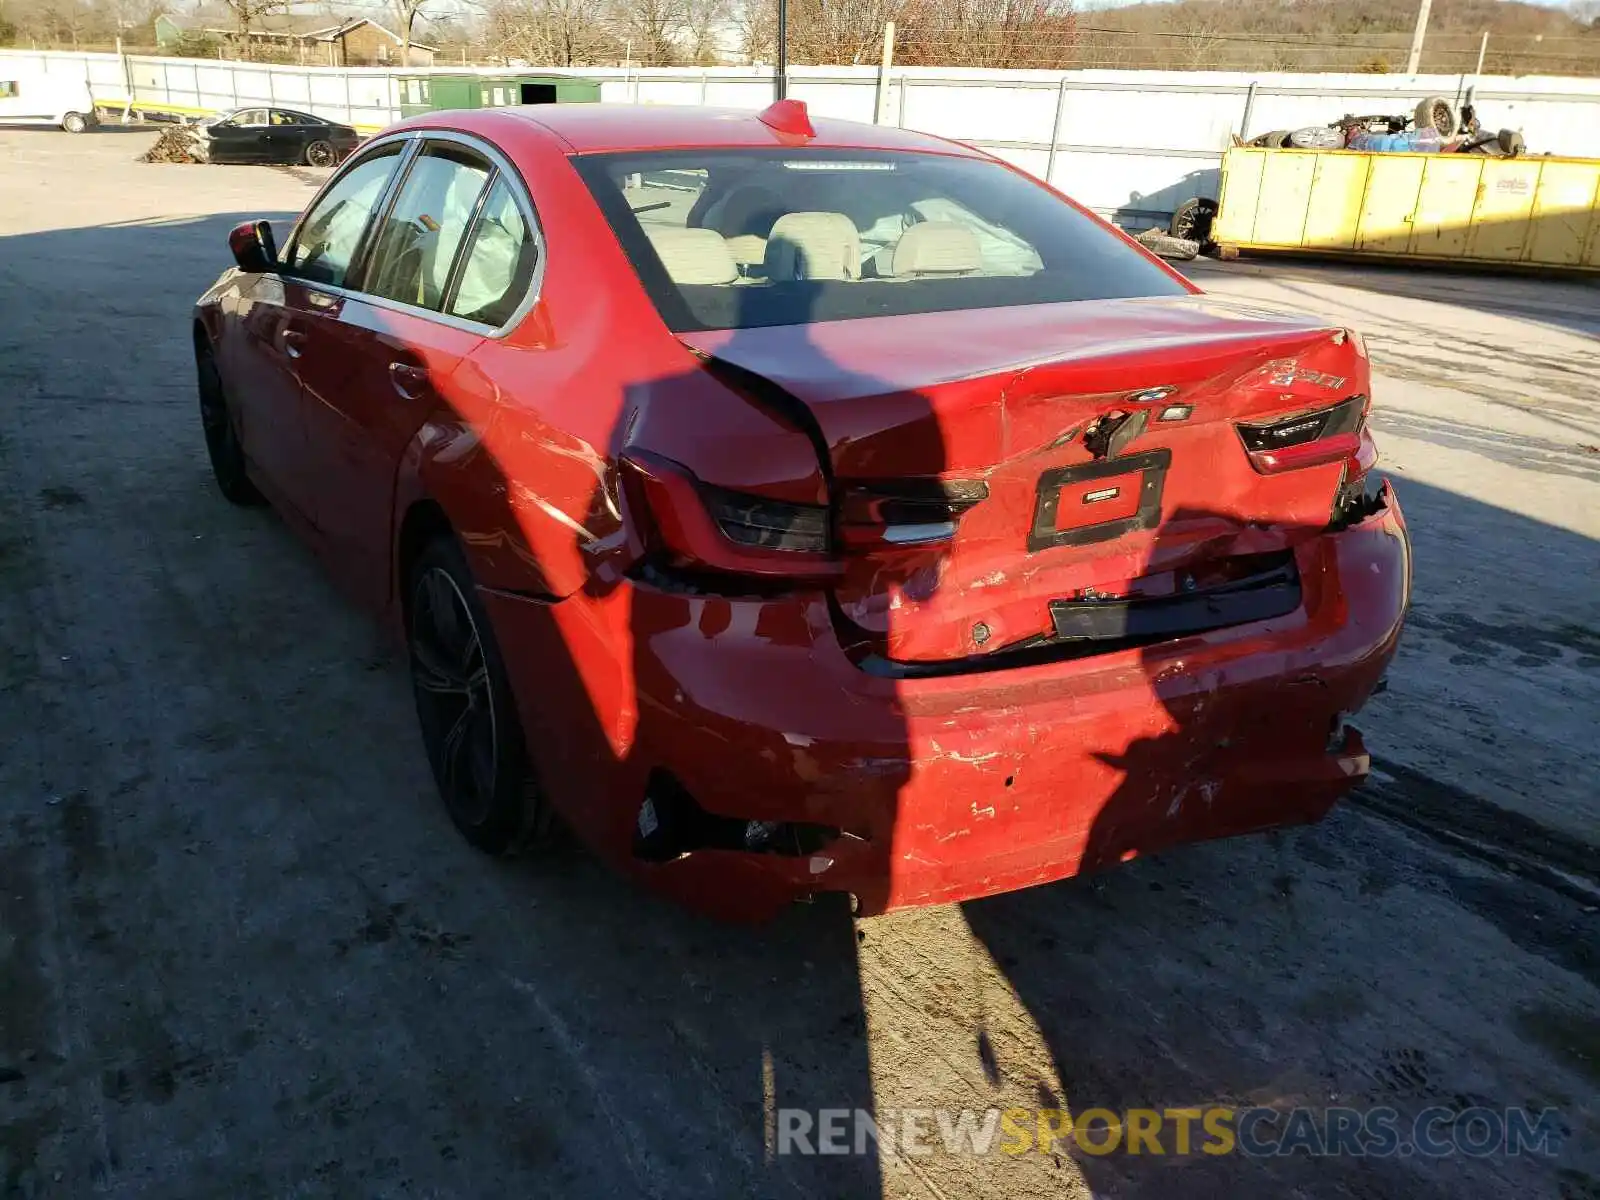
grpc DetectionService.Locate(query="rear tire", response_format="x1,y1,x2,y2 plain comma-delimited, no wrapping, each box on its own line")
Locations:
1414,96,1458,138
196,337,264,507
304,139,337,168
62,111,89,134
1169,197,1218,246
407,534,545,855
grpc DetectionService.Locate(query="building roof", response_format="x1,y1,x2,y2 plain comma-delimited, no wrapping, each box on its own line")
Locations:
333,18,438,52
159,12,436,48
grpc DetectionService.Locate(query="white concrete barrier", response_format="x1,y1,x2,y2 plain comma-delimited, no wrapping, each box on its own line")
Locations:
5,48,1598,224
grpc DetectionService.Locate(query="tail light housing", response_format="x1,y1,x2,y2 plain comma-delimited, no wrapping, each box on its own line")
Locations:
834,479,989,550
1236,394,1370,474
618,449,840,581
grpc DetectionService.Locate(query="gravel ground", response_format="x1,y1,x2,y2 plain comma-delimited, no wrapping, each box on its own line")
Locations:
0,128,1596,1200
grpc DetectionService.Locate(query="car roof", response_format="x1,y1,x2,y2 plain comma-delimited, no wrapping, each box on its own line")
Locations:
390,104,986,158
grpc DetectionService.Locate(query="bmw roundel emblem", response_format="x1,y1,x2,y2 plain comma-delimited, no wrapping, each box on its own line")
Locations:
1128,386,1177,404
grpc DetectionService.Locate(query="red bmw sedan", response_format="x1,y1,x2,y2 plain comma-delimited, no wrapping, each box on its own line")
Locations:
194,99,1410,919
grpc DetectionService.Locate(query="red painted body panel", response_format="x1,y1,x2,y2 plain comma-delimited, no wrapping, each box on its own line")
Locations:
195,103,1412,920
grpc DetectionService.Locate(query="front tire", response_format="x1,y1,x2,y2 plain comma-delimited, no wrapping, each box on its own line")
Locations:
408,535,543,854
196,336,264,506
304,139,337,168
62,111,90,134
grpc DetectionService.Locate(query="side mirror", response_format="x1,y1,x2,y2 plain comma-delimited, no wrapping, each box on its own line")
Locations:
227,219,277,273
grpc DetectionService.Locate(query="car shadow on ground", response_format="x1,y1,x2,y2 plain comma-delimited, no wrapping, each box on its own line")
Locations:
1,210,1596,1199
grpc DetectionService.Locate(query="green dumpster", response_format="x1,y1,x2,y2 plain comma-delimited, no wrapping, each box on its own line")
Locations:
398,73,601,119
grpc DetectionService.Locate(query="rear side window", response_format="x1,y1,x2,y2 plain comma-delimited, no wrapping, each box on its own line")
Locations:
362,142,492,311
447,178,540,327
574,149,1186,332
286,144,404,288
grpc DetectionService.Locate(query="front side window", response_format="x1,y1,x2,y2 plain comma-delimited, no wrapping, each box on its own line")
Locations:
574,149,1186,332
361,142,492,310
0,81,17,99
448,177,540,327
285,144,404,287
233,108,267,126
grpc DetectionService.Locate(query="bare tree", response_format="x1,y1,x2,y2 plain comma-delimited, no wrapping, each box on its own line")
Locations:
389,0,428,64
477,0,618,64
896,0,1076,69
682,0,730,63
733,0,774,61
221,0,288,57
608,0,681,64
1165,6,1221,70
785,0,900,65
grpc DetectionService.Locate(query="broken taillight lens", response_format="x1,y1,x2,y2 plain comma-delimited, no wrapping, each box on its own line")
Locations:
1236,394,1369,474
618,449,840,580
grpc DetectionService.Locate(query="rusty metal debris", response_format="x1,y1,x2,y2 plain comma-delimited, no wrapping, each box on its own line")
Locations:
140,126,202,164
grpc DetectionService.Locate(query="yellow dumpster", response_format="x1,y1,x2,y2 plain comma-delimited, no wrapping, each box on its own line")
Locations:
1212,145,1600,272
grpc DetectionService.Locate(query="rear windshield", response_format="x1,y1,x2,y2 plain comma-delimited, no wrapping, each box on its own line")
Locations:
573,149,1187,332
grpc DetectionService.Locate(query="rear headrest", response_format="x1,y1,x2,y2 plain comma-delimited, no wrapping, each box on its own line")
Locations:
764,212,861,281
644,227,738,286
890,221,983,277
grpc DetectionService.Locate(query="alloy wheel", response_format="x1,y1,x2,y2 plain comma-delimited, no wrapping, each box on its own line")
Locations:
410,565,498,829
198,347,230,456
305,140,336,168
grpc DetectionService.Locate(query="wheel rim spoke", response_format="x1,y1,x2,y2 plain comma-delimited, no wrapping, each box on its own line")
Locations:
412,566,498,825
413,636,466,694
440,704,471,798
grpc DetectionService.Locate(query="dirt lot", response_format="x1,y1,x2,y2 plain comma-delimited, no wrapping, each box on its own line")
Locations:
0,128,1597,1200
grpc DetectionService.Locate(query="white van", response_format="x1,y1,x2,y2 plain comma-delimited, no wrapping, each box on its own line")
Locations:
0,72,99,133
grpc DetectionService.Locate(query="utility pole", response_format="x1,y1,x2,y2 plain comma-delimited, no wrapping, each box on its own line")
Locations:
775,0,787,100
1474,30,1489,77
874,21,895,124
1405,0,1433,75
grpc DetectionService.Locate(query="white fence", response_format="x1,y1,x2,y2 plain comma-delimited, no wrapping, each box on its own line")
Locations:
6,47,1600,225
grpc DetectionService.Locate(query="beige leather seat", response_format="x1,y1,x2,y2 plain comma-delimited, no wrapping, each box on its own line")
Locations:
763,212,861,281
889,221,983,278
644,227,739,286
724,234,768,271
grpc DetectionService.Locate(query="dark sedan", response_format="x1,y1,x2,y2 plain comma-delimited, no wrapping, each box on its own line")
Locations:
193,107,360,167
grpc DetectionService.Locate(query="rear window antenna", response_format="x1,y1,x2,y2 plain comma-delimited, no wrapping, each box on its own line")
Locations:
758,99,815,139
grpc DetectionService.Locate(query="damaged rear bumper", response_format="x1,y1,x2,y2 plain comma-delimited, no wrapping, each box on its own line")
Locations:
488,484,1410,921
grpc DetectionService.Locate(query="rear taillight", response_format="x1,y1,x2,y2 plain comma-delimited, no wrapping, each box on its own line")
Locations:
1237,394,1370,474
618,450,839,580
835,480,989,549
702,486,830,552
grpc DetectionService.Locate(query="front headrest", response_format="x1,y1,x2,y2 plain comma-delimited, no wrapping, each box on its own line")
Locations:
763,211,861,281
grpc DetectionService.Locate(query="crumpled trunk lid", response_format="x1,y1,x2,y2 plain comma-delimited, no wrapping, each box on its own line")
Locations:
680,296,1369,665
